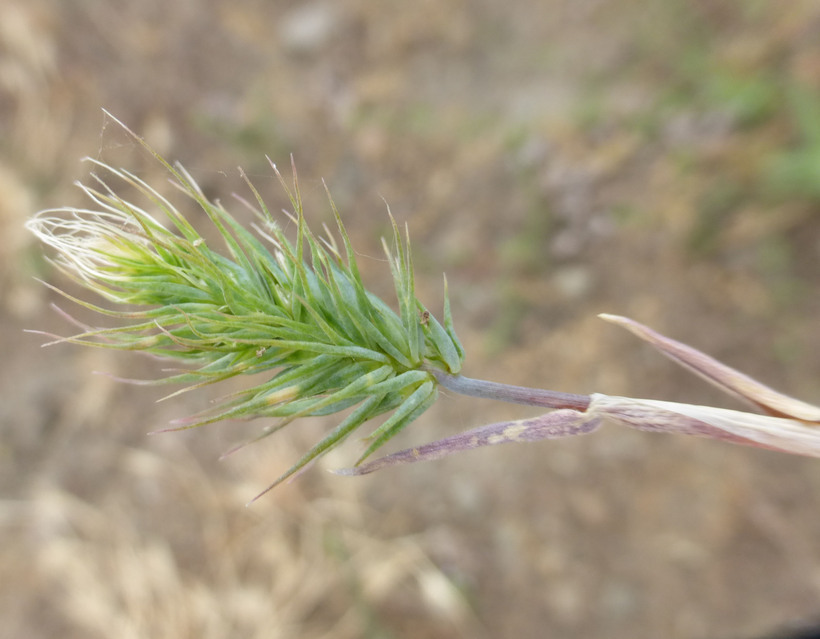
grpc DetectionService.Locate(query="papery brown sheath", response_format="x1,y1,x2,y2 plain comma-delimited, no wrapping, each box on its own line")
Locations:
338,314,820,476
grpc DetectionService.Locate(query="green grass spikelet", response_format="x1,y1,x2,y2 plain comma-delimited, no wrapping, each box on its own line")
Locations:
26,118,465,493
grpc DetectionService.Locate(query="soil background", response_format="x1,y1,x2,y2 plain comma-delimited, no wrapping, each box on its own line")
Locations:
3,2,820,638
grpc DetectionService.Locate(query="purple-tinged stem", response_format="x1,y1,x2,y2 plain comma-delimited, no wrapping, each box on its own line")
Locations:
430,369,591,411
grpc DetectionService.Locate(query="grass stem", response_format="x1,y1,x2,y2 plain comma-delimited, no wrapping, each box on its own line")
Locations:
429,369,591,411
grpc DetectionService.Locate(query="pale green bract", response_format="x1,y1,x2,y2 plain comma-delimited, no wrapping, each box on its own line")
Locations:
27,126,464,499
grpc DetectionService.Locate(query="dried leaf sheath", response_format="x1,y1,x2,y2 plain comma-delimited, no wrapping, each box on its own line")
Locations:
590,395,820,455
344,316,820,475
598,314,820,421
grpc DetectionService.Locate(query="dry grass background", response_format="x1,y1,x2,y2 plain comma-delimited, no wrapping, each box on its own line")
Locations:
3,1,820,637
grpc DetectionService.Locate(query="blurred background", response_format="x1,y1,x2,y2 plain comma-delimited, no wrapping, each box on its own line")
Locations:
3,1,820,637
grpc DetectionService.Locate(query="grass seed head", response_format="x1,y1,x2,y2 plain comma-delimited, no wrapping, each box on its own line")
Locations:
26,120,464,495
